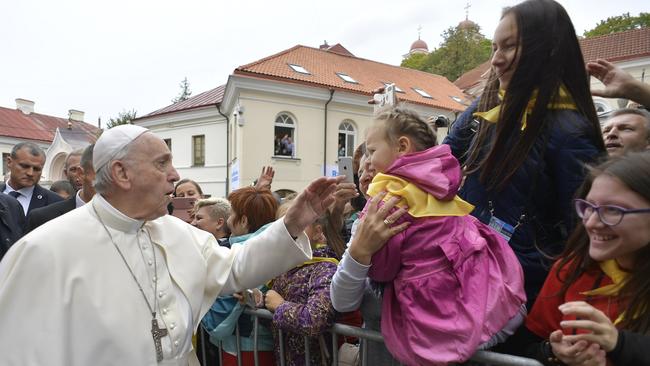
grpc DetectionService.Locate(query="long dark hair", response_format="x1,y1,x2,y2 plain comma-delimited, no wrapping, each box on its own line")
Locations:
465,0,604,191
556,152,650,333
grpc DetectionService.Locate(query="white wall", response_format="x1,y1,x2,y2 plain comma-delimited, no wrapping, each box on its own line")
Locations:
136,108,228,198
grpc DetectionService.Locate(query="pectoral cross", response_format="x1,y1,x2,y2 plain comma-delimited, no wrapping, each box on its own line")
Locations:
151,317,168,362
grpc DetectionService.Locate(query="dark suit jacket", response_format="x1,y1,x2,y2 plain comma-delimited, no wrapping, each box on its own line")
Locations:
25,197,77,234
0,193,25,260
0,183,64,216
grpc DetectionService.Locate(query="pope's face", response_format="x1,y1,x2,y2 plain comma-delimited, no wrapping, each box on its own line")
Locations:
127,133,180,220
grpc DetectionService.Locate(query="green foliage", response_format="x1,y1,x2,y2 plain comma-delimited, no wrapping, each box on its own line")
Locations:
401,53,428,70
172,77,192,103
401,22,492,81
107,109,137,129
584,12,650,37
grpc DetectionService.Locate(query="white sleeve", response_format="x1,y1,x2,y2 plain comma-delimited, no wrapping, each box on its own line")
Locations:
219,218,312,295
330,248,371,312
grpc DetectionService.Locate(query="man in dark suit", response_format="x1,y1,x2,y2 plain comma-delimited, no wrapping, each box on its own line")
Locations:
0,193,25,260
1,142,62,216
26,144,95,233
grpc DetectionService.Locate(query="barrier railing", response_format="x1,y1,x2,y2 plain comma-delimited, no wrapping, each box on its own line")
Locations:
202,308,543,366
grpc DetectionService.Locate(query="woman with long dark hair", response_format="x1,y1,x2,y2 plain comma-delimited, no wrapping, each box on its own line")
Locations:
501,152,650,365
444,0,606,305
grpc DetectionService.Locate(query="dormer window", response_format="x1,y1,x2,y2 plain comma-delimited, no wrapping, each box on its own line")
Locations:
288,64,311,75
413,88,433,99
336,72,358,84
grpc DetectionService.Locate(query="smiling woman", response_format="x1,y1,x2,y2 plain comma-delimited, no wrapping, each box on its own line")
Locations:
500,152,650,365
443,0,606,306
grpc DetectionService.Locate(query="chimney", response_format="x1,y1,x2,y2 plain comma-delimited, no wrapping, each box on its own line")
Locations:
16,98,35,114
68,109,85,122
319,40,330,50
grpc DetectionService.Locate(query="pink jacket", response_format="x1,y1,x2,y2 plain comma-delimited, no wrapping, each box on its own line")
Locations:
366,145,526,366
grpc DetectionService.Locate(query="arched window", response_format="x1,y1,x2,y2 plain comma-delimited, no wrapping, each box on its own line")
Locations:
274,113,296,157
338,120,356,157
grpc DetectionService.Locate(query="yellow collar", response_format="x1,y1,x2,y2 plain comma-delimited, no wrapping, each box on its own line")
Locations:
367,173,474,218
473,85,577,130
581,259,629,324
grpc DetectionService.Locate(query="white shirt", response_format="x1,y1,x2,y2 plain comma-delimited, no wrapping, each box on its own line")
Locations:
3,182,34,215
75,190,88,208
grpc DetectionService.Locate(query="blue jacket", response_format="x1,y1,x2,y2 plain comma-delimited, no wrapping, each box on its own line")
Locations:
443,101,604,302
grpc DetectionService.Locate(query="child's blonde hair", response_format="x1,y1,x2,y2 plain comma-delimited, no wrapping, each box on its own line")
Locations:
374,104,438,151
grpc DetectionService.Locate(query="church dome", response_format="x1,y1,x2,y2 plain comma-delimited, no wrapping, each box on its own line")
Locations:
458,19,478,30
410,39,429,52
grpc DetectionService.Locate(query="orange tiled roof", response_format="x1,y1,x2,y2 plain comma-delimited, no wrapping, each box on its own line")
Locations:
0,106,99,143
454,61,490,90
235,45,468,111
580,27,650,63
138,85,225,120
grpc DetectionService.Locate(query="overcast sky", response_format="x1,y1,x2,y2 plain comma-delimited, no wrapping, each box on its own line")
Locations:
1,0,647,126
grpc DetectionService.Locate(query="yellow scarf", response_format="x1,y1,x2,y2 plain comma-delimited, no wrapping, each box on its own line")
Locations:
581,259,629,325
473,85,577,130
367,173,474,218
265,244,339,288
300,243,340,266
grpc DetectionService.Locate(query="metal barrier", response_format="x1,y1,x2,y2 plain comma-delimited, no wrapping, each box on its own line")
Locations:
203,308,543,366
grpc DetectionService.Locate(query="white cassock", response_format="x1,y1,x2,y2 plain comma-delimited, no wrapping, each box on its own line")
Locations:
0,194,312,366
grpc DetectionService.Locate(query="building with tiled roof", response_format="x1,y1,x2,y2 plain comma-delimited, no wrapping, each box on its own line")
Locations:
454,28,650,111
0,99,99,183
136,43,468,196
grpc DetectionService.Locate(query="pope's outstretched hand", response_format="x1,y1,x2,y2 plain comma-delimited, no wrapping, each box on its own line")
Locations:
283,176,344,237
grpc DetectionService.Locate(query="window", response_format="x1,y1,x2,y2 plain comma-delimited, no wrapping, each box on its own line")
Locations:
192,135,205,166
450,96,463,103
274,113,296,157
336,72,358,84
2,153,9,175
288,64,311,75
383,82,404,93
413,88,433,99
338,120,356,157
163,138,172,151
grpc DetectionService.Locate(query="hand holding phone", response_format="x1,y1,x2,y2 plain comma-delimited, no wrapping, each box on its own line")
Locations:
338,157,354,183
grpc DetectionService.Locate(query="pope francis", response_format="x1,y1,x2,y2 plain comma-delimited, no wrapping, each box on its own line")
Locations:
0,125,342,366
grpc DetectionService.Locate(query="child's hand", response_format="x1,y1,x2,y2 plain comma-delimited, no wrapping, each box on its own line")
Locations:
558,301,619,352
349,192,409,264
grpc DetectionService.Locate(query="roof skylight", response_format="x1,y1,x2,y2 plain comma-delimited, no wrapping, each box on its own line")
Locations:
336,72,358,83
413,88,433,99
288,64,311,75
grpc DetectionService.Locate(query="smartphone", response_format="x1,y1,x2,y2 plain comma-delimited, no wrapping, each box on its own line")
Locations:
338,157,354,183
242,289,257,308
170,197,197,222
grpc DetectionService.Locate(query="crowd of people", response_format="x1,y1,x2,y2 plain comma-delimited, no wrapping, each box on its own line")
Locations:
0,0,649,365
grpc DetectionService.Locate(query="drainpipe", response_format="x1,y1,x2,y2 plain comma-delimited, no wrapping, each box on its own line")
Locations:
323,89,335,176
217,104,230,195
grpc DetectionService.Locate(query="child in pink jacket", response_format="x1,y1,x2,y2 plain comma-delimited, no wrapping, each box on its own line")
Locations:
363,106,526,365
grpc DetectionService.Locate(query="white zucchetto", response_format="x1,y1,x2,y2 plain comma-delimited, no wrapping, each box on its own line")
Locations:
93,124,148,171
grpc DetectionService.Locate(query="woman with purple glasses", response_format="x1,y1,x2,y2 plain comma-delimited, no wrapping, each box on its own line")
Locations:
498,152,650,365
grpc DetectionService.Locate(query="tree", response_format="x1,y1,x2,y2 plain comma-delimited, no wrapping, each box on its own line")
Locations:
401,22,492,82
172,77,192,103
584,12,650,37
401,53,428,70
107,109,137,129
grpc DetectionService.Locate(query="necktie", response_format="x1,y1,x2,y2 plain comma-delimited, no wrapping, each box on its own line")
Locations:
8,191,21,199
